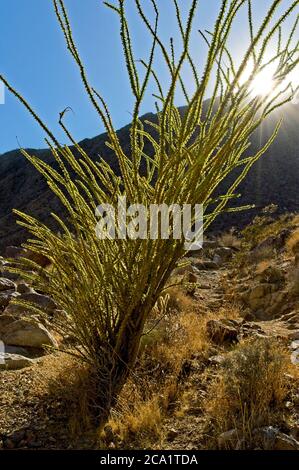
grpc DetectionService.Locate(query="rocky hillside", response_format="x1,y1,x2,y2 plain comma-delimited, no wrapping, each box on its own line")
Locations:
1,214,299,449
0,101,298,253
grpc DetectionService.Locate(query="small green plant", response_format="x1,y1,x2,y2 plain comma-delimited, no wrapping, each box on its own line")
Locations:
1,0,298,429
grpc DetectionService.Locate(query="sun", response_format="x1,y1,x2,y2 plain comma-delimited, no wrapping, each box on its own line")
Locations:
250,68,275,97
239,60,276,98
239,58,299,100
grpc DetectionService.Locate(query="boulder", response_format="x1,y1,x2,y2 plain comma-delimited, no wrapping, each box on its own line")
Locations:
0,278,16,292
218,429,238,449
4,291,57,316
202,240,219,250
288,330,299,340
185,272,198,283
213,247,233,264
16,282,32,294
20,292,57,313
253,426,299,450
206,319,238,344
167,428,179,442
4,246,24,259
25,251,50,268
0,290,19,310
173,264,195,276
0,352,34,371
0,315,17,335
213,254,222,266
194,261,219,271
4,344,31,357
291,349,299,365
254,229,291,254
209,354,227,365
257,265,285,284
4,246,50,269
242,283,276,312
2,319,58,348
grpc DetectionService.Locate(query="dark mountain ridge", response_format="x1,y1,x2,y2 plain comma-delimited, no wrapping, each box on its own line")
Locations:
0,102,298,253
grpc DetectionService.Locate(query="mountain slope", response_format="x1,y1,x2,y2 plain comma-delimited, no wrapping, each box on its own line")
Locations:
0,102,298,252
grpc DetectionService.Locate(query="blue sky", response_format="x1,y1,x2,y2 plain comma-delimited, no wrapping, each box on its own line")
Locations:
0,0,297,153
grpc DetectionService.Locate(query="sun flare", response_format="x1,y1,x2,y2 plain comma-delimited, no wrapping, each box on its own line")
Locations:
239,58,298,100
239,60,276,97
250,69,275,97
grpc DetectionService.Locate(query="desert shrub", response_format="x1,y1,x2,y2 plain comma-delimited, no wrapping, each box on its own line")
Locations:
1,0,298,429
105,395,163,449
206,338,288,448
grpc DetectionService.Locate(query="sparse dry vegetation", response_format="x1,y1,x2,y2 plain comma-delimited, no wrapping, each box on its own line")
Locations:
206,338,289,449
0,0,299,451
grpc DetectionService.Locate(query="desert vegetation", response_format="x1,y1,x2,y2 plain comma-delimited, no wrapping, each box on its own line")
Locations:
0,0,299,448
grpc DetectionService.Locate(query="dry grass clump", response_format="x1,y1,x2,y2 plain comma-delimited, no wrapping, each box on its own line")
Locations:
104,391,163,449
166,284,195,313
255,259,272,274
206,338,289,449
286,229,299,255
287,266,299,297
38,355,101,438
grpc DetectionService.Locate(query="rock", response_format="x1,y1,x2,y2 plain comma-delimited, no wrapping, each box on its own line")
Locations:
4,246,49,267
254,229,291,253
25,251,50,269
4,344,31,357
185,272,198,283
16,282,33,294
20,292,57,313
218,429,238,449
0,352,34,370
0,278,16,292
185,242,203,255
202,240,219,250
5,291,57,315
241,283,277,312
213,254,222,266
214,247,233,264
167,428,179,442
253,426,299,450
206,319,238,344
2,319,58,348
3,438,15,449
291,349,299,365
290,340,299,350
257,265,285,284
194,261,219,271
4,246,24,259
0,290,20,310
209,354,226,365
288,330,299,340
239,322,266,339
0,315,17,335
